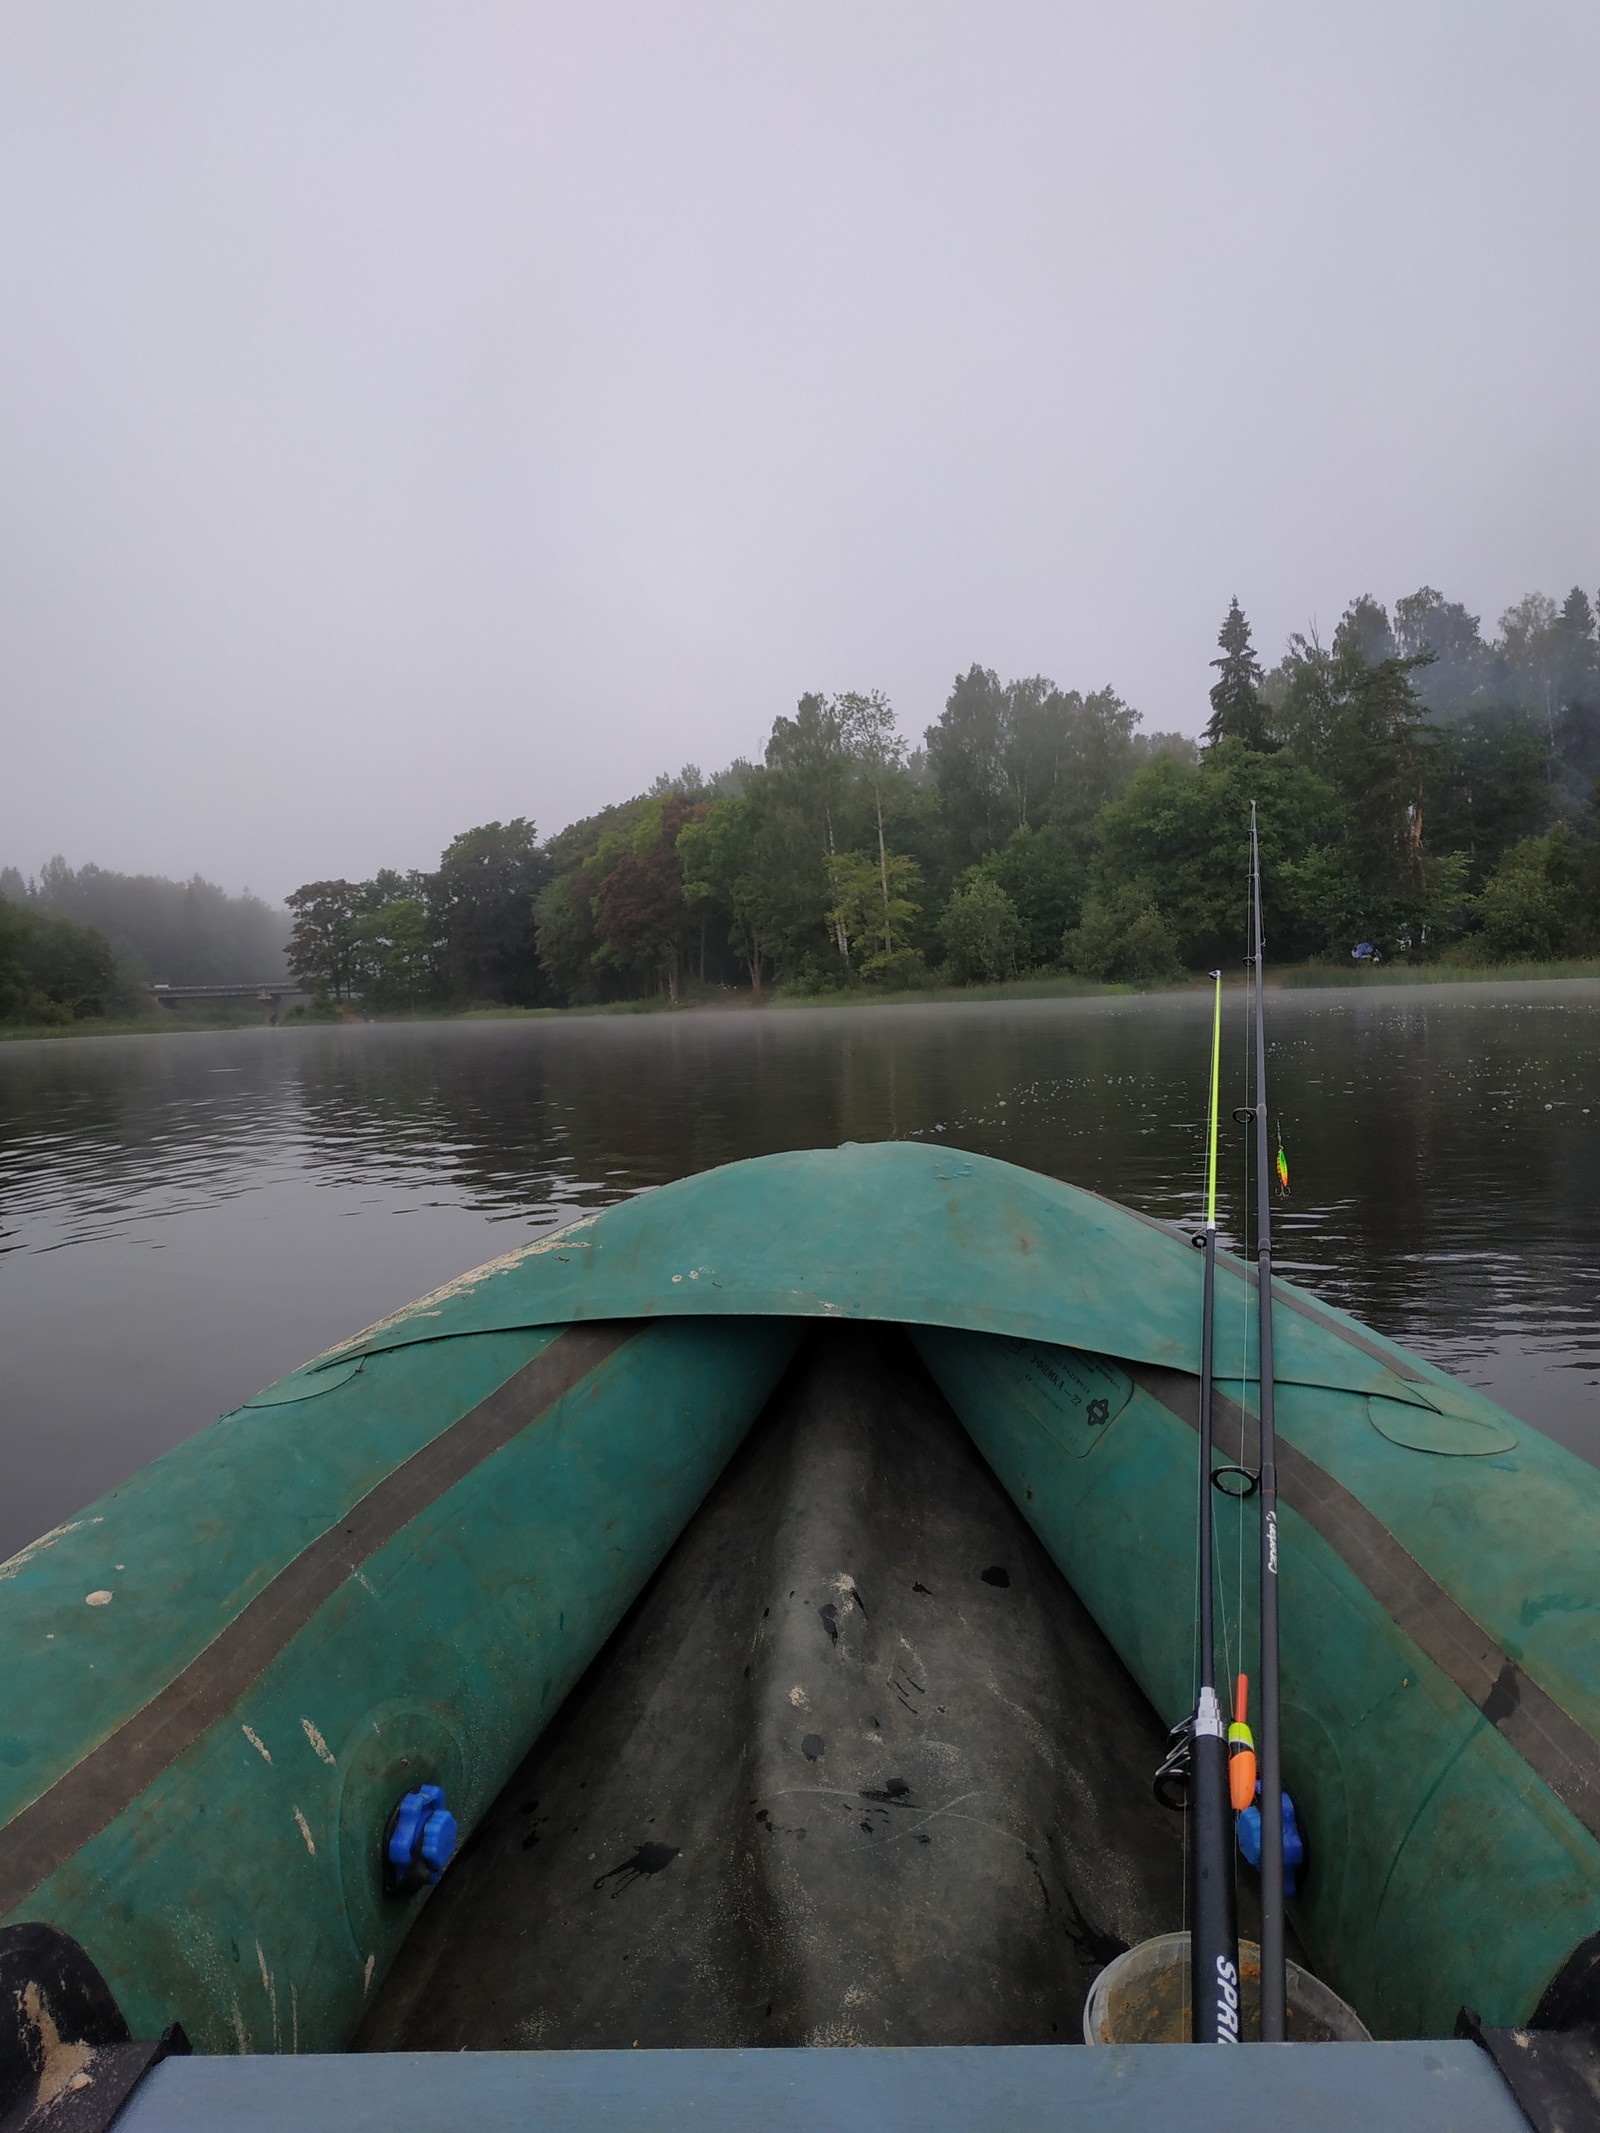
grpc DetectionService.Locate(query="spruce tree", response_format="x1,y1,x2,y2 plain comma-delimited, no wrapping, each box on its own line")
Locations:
1204,597,1271,751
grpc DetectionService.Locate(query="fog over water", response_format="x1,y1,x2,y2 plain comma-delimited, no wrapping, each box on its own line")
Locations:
2,985,1597,1561
2,5,1596,895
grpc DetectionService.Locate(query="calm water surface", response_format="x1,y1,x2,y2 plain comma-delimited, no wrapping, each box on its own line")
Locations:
2,984,1598,1560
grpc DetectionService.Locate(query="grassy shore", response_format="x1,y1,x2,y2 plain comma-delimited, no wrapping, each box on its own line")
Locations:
407,959,1600,1014
1274,956,1600,989
8,957,1600,1042
0,1007,278,1042
770,960,1600,1008
769,972,1167,1008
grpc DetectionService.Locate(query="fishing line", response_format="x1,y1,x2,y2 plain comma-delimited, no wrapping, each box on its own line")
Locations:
1181,1017,1203,1951
1191,1014,1206,1707
1216,859,1259,1701
1183,1012,1208,1951
1249,801,1288,2040
1235,875,1252,1705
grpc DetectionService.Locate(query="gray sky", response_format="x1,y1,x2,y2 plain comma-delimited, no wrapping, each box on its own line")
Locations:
3,2,1596,901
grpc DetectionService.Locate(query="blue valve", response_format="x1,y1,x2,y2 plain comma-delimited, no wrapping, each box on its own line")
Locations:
1237,1781,1306,1898
384,1783,457,1895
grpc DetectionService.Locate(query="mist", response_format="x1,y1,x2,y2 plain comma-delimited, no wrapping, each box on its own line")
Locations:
2,2,1596,898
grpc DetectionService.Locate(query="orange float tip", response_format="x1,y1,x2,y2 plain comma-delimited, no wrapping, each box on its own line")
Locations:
1234,1673,1249,1726
1229,1747,1259,1813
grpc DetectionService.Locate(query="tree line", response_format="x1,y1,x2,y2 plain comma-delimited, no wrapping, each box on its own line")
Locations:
0,860,289,1026
279,581,1600,1010
12,579,1597,1029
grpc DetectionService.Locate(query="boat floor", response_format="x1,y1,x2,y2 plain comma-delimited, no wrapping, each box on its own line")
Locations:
360,1324,1267,2052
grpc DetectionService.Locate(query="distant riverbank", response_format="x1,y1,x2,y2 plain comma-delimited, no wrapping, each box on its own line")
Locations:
11,956,1600,1041
777,956,1600,1006
0,1009,274,1042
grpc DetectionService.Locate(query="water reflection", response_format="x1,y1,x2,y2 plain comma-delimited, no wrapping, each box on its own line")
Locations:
2,984,1597,1557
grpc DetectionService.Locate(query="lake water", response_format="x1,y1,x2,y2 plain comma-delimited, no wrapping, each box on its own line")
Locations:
2,984,1598,1560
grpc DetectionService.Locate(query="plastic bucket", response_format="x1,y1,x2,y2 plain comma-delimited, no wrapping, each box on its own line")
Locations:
1083,1933,1371,2044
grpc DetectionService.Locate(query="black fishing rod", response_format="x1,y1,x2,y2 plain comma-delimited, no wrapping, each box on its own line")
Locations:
1250,802,1287,2040
1189,969,1241,2043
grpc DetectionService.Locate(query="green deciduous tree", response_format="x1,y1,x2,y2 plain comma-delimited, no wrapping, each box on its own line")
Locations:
352,893,436,1010
764,694,854,965
533,871,602,1005
827,847,924,983
677,791,810,992
940,872,1022,982
1553,588,1600,799
980,824,1085,967
1093,742,1352,964
1394,587,1488,715
1049,688,1144,834
1337,593,1397,665
1497,591,1562,740
760,688,928,974
594,845,688,999
433,819,549,1005
1422,711,1550,888
285,880,361,998
1273,602,1432,907
836,688,911,952
1131,731,1200,772
1063,888,1180,981
925,668,1144,856
1467,827,1597,961
590,798,702,1001
924,665,1010,862
0,896,117,1023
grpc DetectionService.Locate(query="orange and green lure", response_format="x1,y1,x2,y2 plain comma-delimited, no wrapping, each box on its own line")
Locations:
1274,1129,1289,1194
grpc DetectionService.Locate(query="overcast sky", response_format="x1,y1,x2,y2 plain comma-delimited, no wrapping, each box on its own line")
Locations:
2,3,1596,900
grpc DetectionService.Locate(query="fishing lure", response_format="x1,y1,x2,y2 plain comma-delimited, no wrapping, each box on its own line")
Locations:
1274,1129,1289,1194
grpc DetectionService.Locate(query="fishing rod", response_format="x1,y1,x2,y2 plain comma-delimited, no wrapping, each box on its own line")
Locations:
1189,968,1240,2043
1249,801,1287,2040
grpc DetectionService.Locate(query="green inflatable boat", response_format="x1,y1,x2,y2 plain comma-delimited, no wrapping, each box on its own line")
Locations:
1,1142,1596,2069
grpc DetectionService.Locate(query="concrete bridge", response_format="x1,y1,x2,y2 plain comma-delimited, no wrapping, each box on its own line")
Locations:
149,982,306,1024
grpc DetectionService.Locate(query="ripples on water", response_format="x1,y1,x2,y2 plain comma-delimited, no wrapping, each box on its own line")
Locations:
1,983,1597,1557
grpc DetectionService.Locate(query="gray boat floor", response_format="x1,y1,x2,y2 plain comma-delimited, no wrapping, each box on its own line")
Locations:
361,1324,1272,2052
116,2042,1529,2133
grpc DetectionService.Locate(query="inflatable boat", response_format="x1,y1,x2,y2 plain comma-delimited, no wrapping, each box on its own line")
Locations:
0,1142,1595,2106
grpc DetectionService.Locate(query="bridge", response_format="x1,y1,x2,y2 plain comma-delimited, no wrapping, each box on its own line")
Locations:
149,982,307,1024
